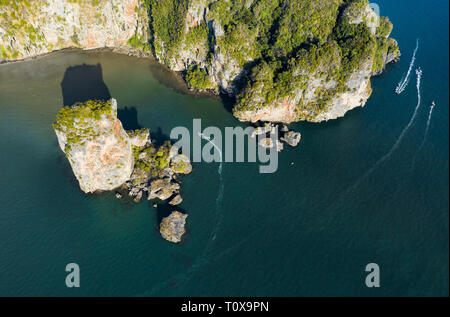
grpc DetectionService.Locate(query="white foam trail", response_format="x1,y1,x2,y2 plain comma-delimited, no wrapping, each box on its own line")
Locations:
168,133,224,286
309,68,424,229
141,134,225,295
395,39,419,94
198,132,224,241
378,68,423,161
338,68,423,199
411,102,436,169
419,103,435,150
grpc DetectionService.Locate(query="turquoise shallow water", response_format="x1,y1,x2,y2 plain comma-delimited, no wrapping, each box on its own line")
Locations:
0,0,448,296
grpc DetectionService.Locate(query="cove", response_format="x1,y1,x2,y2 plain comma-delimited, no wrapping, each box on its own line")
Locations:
0,1,448,295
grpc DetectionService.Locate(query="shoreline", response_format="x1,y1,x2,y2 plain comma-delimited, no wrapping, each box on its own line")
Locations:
0,45,221,101
0,45,148,66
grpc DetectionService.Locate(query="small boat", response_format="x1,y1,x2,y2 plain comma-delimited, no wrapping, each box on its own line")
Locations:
431,101,435,108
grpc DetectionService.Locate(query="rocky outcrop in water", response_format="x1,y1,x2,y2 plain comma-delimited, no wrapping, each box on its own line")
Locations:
53,98,193,201
53,98,192,243
169,194,183,206
53,98,134,193
160,211,188,243
124,137,192,203
248,122,300,151
281,131,301,147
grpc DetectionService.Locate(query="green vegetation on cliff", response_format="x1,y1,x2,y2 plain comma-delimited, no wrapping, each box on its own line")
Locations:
145,0,189,64
52,99,114,153
144,0,398,121
2,0,399,122
185,65,214,90
233,3,379,118
132,141,171,178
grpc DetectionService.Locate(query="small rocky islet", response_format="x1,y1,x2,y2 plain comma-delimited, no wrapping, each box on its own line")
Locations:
52,98,191,243
51,98,301,243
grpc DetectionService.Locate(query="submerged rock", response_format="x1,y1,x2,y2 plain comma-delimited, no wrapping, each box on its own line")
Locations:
53,98,134,193
160,211,188,243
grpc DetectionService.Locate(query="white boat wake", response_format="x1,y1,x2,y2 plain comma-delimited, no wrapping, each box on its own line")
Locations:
411,101,436,168
373,68,422,166
198,132,224,241
418,102,435,150
166,133,224,287
141,133,225,296
324,67,423,214
395,39,419,94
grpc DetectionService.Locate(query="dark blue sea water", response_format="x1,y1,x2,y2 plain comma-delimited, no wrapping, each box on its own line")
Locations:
0,0,448,296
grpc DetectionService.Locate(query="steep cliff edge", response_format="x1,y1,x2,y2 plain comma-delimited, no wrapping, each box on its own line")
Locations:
53,98,192,202
53,99,192,242
52,98,134,193
0,0,149,61
148,0,400,123
2,0,400,124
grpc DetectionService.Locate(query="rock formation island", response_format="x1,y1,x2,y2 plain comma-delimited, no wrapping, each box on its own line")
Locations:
53,98,191,243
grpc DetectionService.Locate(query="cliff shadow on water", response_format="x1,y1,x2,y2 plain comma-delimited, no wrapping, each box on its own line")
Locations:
60,62,143,131
117,107,142,131
116,112,170,147
155,203,188,228
151,127,171,148
60,63,111,106
219,92,237,115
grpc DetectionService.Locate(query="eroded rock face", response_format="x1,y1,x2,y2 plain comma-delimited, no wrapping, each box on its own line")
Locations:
0,0,149,62
160,211,188,243
149,0,399,124
3,0,400,125
127,128,150,148
169,194,183,206
148,178,180,201
232,2,399,123
53,98,134,193
124,139,192,203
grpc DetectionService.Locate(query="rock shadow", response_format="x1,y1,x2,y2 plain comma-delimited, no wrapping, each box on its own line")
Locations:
148,63,190,95
155,202,188,225
219,92,237,115
117,107,142,130
61,63,111,106
151,126,170,148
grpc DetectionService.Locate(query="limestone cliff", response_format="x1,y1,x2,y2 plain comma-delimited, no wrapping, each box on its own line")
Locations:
2,0,400,124
53,98,134,193
148,0,400,123
0,0,149,61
